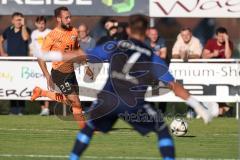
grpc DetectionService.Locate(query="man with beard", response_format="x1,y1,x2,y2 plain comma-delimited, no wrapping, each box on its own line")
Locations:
31,6,93,129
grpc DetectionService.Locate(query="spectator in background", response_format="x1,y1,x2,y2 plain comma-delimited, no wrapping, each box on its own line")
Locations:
78,24,96,52
90,17,109,41
172,28,202,60
171,28,202,118
97,19,127,45
145,27,167,113
146,27,167,59
202,27,233,59
202,27,233,116
0,12,31,56
30,16,51,116
0,12,31,115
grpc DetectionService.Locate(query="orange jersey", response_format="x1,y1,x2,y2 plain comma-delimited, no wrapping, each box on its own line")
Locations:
42,27,79,73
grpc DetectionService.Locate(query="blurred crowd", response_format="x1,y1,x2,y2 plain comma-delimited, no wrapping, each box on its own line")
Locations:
0,12,239,117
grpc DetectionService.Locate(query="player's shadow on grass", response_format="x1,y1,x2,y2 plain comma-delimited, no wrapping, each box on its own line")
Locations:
110,128,135,132
176,135,196,138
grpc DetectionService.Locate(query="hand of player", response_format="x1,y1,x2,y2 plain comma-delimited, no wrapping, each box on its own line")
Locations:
85,66,94,80
46,76,55,91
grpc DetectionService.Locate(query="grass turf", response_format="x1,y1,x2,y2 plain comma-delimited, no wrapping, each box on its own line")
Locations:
0,116,238,160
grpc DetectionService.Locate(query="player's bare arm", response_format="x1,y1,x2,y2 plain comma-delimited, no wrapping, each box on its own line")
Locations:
64,49,94,79
38,59,55,90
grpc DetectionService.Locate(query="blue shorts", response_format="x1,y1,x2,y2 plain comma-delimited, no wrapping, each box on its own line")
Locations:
87,97,166,135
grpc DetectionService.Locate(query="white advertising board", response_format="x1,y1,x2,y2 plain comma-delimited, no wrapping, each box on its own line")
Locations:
0,59,239,102
150,0,240,18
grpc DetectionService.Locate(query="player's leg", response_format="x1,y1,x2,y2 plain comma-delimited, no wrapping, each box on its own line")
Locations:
31,86,70,104
39,101,50,116
154,56,217,124
69,122,95,160
66,71,86,128
168,81,218,123
69,99,118,160
121,102,175,159
157,126,175,160
67,94,85,129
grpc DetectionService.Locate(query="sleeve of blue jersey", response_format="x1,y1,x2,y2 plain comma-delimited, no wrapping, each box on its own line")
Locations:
151,54,175,84
86,45,109,63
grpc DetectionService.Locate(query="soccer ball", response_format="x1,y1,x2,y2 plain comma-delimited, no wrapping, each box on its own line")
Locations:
170,118,188,136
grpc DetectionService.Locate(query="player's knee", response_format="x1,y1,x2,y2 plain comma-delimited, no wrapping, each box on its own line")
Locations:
68,96,81,106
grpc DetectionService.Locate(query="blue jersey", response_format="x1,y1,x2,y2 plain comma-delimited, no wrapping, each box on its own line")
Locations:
87,38,174,106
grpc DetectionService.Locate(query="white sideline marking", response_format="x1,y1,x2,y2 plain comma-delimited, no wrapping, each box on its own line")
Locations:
0,128,70,132
0,154,237,160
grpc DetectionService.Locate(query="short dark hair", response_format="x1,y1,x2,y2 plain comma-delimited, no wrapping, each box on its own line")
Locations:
12,12,23,18
181,27,192,32
216,27,228,34
54,6,69,18
148,27,158,31
35,16,46,23
129,14,148,36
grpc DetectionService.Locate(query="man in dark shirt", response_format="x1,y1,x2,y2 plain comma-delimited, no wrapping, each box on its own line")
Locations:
145,27,167,59
0,12,31,115
0,12,31,56
97,19,127,45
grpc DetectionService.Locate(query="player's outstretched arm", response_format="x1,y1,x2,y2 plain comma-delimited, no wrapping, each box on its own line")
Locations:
32,41,87,62
33,42,94,80
60,48,88,63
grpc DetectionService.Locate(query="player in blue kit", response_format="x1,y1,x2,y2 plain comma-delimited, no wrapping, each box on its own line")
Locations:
67,15,218,160
32,14,218,160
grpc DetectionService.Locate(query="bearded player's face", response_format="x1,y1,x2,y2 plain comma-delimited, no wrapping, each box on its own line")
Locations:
59,10,71,30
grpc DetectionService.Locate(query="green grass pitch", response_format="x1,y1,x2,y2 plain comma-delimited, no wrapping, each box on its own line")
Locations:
0,116,238,160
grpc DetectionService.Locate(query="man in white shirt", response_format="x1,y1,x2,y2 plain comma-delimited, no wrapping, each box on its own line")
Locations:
30,16,51,56
172,28,203,119
172,28,202,60
30,16,51,116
